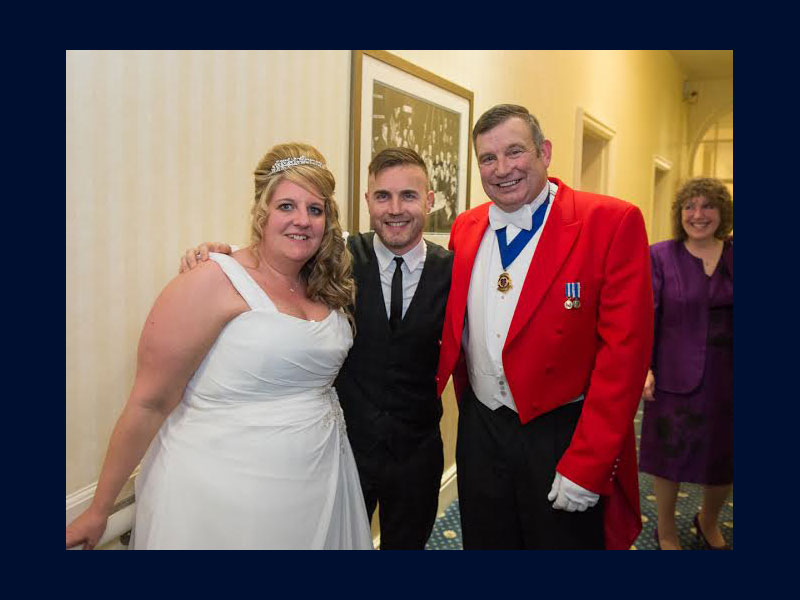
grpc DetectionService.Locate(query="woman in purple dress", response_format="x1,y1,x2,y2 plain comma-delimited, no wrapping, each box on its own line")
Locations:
640,177,732,550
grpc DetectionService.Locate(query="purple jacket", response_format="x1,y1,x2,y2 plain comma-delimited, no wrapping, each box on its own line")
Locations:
650,239,733,394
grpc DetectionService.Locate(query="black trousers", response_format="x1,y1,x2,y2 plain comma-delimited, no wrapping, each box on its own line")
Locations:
456,386,604,549
353,431,444,550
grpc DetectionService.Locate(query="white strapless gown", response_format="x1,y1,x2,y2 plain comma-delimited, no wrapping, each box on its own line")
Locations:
130,253,373,549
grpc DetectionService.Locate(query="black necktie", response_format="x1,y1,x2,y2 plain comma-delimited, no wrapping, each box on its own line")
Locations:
390,256,404,332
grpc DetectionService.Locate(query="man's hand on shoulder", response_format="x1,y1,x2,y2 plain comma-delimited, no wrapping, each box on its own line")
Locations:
179,242,233,273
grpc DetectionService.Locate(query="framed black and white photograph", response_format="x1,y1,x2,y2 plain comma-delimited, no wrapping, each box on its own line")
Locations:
350,51,473,236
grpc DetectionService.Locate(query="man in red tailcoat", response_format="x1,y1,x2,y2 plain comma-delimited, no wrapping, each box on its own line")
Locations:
436,104,653,549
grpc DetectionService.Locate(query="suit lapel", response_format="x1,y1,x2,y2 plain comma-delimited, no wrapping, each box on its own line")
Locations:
403,240,435,323
362,232,393,331
448,204,490,346
506,182,581,348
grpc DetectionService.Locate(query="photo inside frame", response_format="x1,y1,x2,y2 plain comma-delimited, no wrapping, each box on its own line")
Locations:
371,80,461,234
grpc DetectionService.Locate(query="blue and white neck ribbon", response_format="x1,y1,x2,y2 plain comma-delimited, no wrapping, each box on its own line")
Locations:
495,197,550,270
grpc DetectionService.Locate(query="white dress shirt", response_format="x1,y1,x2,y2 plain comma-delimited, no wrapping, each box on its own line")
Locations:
463,181,557,412
372,234,427,319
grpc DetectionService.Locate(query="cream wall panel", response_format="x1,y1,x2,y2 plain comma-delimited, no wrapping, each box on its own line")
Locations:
66,50,351,494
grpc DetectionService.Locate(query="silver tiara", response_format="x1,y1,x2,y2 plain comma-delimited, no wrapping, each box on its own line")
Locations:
269,156,326,175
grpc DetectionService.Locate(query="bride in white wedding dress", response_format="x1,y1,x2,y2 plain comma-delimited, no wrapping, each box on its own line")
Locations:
66,143,373,550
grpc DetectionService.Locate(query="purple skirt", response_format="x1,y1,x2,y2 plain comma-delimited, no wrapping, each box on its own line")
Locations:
639,307,733,485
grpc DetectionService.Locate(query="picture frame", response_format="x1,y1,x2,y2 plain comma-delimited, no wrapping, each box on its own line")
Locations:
349,50,474,236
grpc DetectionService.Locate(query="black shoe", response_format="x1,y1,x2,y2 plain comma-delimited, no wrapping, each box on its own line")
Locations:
693,513,730,550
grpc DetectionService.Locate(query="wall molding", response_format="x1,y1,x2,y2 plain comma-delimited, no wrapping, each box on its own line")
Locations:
573,107,616,194
436,463,458,515
66,467,139,550
653,155,673,172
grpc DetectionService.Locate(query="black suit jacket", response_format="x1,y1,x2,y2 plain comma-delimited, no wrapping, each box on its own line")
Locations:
335,232,453,459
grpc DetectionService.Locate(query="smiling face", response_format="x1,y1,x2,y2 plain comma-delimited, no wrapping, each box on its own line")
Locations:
681,195,721,242
475,116,552,213
262,179,327,265
366,164,434,255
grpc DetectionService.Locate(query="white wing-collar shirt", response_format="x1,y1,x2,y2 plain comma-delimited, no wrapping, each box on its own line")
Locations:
463,180,557,412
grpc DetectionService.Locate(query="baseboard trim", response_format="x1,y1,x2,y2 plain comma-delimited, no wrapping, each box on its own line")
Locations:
66,467,139,550
436,463,458,516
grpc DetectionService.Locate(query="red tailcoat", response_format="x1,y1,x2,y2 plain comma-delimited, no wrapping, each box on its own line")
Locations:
436,178,654,550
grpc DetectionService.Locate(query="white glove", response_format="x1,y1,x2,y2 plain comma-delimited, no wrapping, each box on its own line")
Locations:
547,472,600,512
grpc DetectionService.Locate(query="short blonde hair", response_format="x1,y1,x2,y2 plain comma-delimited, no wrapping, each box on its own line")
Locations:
250,142,355,315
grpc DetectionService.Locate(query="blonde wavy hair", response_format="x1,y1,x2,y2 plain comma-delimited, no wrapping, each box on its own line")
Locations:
250,142,355,319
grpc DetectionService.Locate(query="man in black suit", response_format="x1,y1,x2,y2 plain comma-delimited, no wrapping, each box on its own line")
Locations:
336,148,452,549
181,148,452,549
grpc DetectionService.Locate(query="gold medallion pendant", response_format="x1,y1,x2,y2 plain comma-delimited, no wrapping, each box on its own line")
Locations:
497,272,513,293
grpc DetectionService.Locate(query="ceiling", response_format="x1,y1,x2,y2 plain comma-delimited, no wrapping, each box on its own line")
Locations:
669,50,733,80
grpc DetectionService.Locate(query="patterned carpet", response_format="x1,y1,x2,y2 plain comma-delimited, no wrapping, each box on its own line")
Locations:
424,402,733,550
